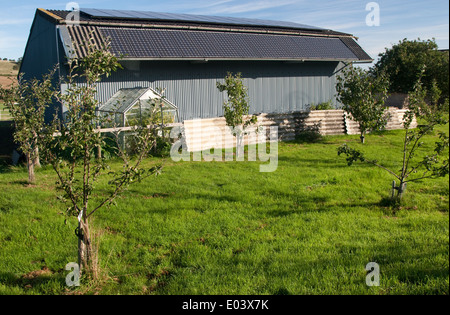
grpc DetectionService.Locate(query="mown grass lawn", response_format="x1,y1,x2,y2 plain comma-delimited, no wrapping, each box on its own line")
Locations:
0,126,448,295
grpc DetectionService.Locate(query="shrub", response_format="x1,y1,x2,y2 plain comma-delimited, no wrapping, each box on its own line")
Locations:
309,101,335,111
295,123,323,143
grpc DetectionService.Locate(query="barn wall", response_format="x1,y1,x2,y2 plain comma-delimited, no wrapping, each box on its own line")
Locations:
19,12,67,122
62,60,345,122
20,14,59,82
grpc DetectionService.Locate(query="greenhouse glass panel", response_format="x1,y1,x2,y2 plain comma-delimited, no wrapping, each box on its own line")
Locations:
97,87,179,128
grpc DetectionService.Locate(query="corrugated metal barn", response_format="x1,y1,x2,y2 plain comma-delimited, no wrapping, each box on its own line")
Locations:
20,8,372,123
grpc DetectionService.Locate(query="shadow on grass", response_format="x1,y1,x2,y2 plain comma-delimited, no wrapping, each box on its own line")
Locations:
0,165,28,176
0,164,10,174
10,179,32,186
0,162,33,186
277,156,376,170
188,192,242,204
0,270,67,294
369,245,449,291
416,185,450,197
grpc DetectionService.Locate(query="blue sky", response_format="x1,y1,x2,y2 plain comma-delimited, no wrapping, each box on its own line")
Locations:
0,0,448,68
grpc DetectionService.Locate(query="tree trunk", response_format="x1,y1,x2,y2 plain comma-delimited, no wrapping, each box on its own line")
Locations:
360,133,366,144
235,125,244,161
26,152,35,184
33,146,41,168
397,181,407,200
32,132,41,168
391,180,407,202
78,217,94,278
236,134,244,160
96,127,102,160
96,144,102,160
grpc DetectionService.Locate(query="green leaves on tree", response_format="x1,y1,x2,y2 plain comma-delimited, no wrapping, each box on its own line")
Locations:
336,67,390,143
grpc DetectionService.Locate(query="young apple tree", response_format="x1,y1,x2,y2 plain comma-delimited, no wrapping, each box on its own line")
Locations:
42,38,162,278
217,72,257,159
0,71,56,184
336,67,390,143
338,76,449,202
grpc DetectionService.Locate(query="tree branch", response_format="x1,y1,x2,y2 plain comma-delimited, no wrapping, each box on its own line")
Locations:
366,160,401,180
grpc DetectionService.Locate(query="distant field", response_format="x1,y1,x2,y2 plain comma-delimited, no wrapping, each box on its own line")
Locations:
0,61,17,121
0,76,17,88
0,60,18,76
0,60,18,91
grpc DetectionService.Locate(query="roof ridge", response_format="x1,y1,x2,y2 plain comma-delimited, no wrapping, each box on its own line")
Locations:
42,8,356,37
45,9,354,39
81,8,323,31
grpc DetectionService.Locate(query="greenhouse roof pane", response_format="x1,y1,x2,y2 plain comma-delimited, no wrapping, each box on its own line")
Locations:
99,87,149,113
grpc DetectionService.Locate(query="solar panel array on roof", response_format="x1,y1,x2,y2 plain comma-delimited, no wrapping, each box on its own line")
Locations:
81,8,324,31
339,37,373,62
99,27,358,60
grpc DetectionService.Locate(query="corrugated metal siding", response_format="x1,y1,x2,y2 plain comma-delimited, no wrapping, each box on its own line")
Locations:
62,60,342,121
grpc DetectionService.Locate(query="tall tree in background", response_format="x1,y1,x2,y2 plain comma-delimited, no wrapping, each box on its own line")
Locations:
371,38,449,102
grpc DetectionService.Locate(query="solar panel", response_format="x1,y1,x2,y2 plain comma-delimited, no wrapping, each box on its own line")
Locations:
99,27,358,60
83,8,116,18
81,8,323,31
112,10,140,18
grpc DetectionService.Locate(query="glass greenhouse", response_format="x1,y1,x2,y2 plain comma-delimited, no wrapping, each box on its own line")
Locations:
97,87,179,128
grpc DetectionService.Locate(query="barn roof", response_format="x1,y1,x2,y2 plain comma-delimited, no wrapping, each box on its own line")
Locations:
38,8,373,62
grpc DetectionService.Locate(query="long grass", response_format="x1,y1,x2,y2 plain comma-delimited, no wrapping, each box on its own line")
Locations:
0,125,448,295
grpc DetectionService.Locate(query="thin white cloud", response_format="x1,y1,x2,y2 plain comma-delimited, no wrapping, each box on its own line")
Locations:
1,0,448,60
354,23,450,64
0,33,24,57
129,0,234,14
322,22,365,31
0,19,33,26
201,0,235,9
192,0,298,15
